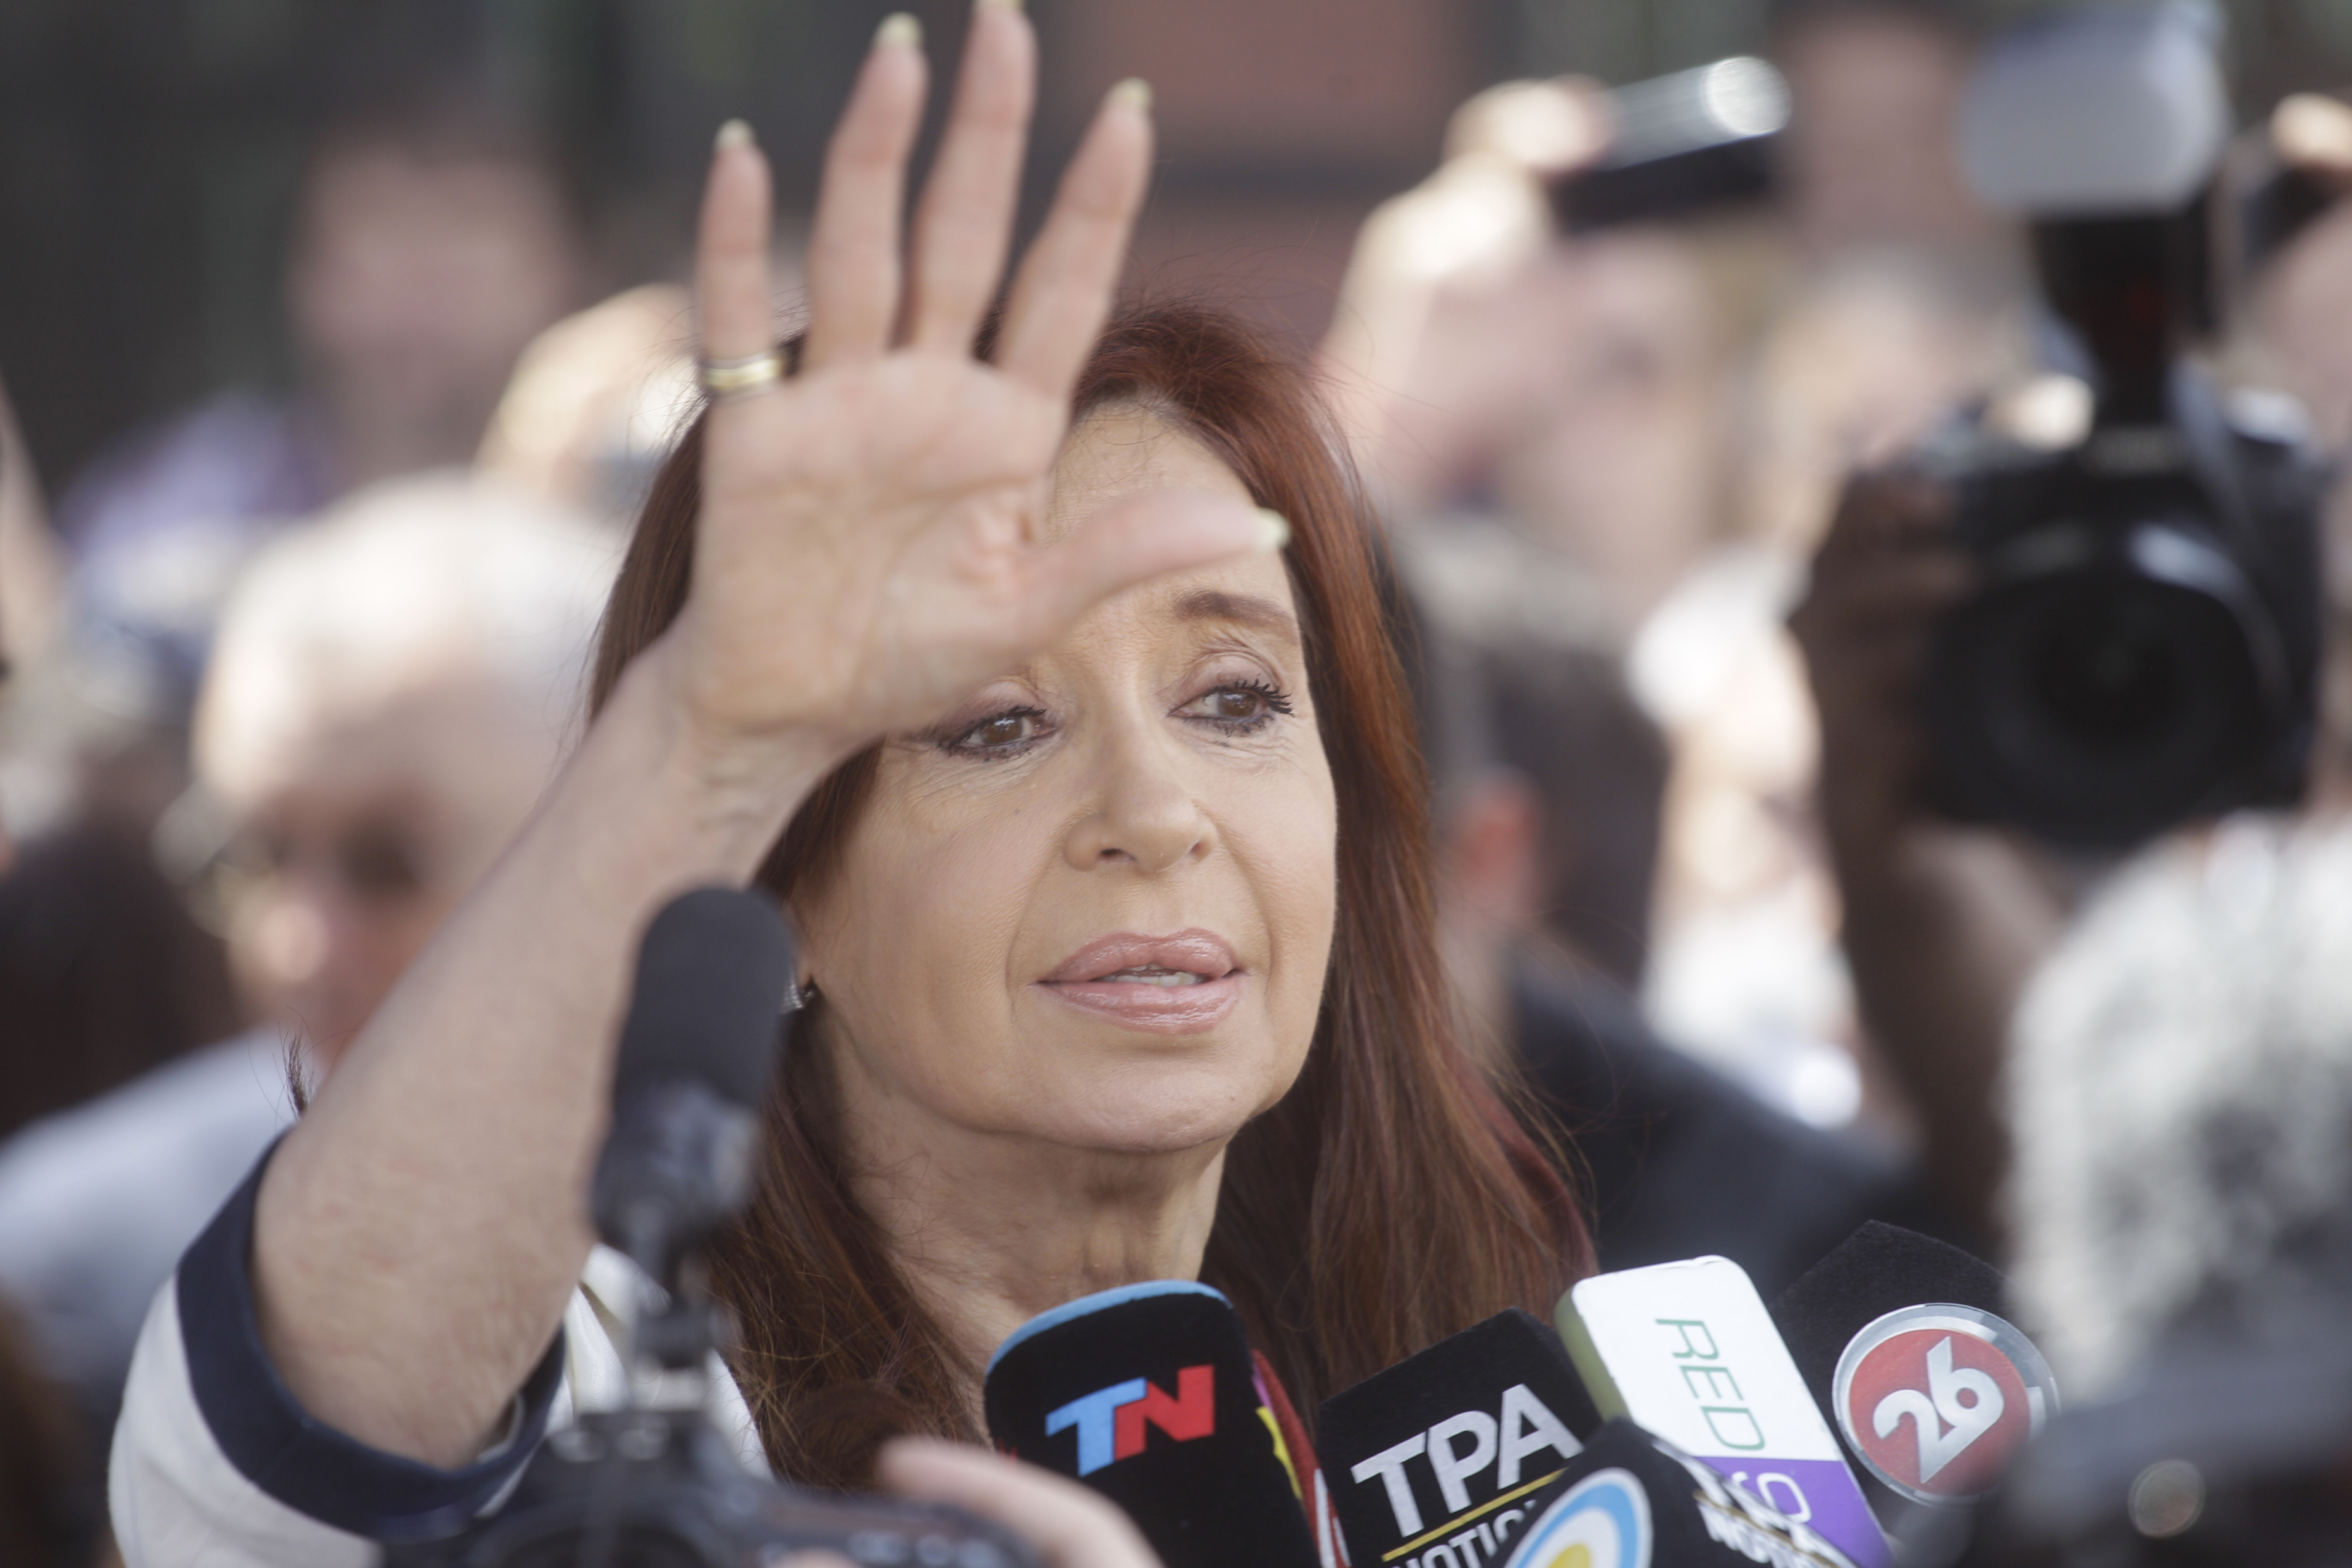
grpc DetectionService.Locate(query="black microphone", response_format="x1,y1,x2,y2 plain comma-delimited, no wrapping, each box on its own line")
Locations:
1315,1309,1602,1568
983,1281,1320,1568
590,886,793,1335
1768,1223,2059,1543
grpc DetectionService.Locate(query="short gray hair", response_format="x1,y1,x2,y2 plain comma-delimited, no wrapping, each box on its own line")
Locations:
195,470,618,801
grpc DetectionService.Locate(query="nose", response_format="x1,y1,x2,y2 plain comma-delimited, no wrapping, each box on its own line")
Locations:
1062,722,1214,875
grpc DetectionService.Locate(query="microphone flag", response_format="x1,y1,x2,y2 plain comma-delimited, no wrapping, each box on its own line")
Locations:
983,1280,1318,1568
1768,1223,2057,1515
1558,1256,1890,1568
1317,1309,1602,1567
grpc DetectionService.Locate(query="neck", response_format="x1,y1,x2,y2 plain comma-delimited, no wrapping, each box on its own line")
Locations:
832,1046,1230,1427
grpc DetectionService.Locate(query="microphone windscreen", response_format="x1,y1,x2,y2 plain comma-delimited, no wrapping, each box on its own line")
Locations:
614,886,795,1106
983,1282,1318,1568
1768,1223,2057,1517
1316,1309,1601,1565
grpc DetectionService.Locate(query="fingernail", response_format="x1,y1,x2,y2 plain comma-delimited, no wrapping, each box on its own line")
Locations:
875,11,921,49
714,118,754,154
1109,77,1153,113
1254,508,1290,553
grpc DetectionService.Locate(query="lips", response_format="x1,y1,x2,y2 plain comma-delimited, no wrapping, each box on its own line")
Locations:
1037,929,1244,1034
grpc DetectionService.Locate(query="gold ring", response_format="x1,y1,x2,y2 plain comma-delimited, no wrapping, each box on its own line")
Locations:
700,350,783,400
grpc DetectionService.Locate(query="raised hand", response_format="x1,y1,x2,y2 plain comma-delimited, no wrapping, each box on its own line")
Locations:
662,2,1277,762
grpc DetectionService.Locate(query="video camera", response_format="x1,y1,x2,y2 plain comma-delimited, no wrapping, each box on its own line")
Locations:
386,890,1041,1568
1920,1,2332,850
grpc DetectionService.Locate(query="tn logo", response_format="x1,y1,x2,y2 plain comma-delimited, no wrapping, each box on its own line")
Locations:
1046,1366,1216,1476
1873,1337,2002,1483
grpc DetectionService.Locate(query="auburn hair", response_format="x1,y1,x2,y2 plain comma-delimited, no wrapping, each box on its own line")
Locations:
589,301,1589,1485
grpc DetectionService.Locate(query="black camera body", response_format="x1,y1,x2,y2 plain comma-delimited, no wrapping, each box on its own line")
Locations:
1923,349,2328,850
1923,5,2332,850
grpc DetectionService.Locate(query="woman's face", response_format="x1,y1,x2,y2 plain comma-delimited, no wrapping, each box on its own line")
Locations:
797,405,1338,1158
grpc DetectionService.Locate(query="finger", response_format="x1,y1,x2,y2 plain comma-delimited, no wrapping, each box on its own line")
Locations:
1818,471,1954,560
878,1440,1164,1568
907,0,1036,353
1024,490,1284,632
1800,552,1971,626
996,80,1153,396
804,15,929,372
695,120,779,365
2272,92,2352,185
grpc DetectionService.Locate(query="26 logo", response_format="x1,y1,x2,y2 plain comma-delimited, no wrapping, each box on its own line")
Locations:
1831,1306,2057,1505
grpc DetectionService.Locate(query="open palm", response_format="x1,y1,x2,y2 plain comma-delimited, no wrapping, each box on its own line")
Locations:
667,4,1269,754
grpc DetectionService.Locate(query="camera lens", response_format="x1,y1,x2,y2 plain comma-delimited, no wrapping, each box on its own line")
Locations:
2027,589,2190,748
1928,547,2274,848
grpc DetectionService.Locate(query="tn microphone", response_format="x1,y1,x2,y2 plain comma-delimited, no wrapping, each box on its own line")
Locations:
984,1280,1320,1568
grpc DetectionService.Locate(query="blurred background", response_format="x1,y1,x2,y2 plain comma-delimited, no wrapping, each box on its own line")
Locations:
11,0,2352,1559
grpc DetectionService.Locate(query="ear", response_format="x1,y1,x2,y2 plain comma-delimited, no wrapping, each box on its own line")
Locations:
1441,768,1546,929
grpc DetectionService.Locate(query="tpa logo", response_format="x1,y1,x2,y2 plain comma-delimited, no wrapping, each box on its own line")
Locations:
1349,1384,1583,1540
1831,1305,2057,1505
1044,1366,1215,1476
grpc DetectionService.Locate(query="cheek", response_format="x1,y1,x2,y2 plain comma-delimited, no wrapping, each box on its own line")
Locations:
1230,756,1341,1053
801,786,1047,1089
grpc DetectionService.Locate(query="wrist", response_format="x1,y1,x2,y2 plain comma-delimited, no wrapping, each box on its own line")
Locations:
606,637,866,883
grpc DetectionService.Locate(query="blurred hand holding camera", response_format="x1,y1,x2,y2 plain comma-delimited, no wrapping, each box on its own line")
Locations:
1789,470,2068,1242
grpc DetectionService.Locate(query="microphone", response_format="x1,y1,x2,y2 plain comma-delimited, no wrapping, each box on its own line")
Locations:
1557,1256,1891,1568
1768,1223,2058,1538
983,1281,1320,1568
591,887,793,1330
1491,1417,1866,1568
1315,1309,1603,1567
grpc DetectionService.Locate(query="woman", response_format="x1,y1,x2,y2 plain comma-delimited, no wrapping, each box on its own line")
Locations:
110,3,1584,1558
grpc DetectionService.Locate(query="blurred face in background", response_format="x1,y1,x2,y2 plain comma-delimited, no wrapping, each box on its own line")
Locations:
291,142,580,485
1775,5,1988,257
1495,230,1736,625
214,682,554,1070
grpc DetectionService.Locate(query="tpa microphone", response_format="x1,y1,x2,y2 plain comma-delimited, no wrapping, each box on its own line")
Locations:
1558,1256,1890,1568
1769,1223,2058,1529
1316,1309,1602,1568
983,1281,1319,1568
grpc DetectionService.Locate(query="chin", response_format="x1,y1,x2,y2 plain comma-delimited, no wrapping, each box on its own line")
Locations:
1024,1051,1296,1157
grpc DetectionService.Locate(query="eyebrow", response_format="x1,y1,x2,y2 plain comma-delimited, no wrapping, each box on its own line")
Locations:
1171,589,1300,648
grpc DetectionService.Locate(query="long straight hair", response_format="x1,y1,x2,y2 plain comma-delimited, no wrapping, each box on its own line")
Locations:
589,302,1588,1485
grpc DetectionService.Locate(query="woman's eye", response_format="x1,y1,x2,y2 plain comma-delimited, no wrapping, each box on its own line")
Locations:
944,707,1049,756
1183,681,1294,733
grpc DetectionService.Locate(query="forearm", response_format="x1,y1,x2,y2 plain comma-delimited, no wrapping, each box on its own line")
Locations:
250,640,844,1466
1835,826,2065,1242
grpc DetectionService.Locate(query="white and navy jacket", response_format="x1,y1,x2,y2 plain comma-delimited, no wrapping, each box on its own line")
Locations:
109,1147,765,1565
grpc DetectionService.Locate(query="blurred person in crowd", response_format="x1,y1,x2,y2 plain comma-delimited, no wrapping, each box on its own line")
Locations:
0,472,611,1460
1791,97,2352,1290
1404,564,1933,1294
475,283,699,529
1770,0,1995,262
0,368,244,1142
1322,36,2016,1136
54,83,585,725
